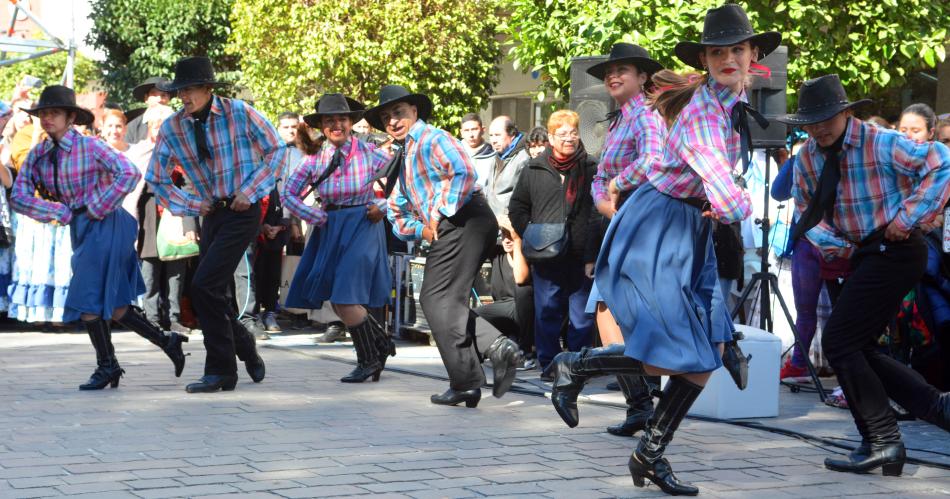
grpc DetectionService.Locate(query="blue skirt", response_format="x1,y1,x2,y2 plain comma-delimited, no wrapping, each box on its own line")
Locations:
594,184,732,373
285,206,391,309
64,209,145,322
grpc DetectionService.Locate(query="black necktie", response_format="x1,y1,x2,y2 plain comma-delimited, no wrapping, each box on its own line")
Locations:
50,143,62,201
602,109,622,131
790,139,844,242
730,102,769,175
193,118,212,162
312,147,345,190
369,142,405,197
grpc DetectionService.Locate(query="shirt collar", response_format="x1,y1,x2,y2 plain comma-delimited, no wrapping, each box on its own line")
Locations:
51,128,79,153
407,119,426,144
708,78,745,116
843,116,864,149
326,137,353,156
621,92,646,117
184,95,224,123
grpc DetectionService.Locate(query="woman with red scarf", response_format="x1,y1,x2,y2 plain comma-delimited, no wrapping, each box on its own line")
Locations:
508,110,598,372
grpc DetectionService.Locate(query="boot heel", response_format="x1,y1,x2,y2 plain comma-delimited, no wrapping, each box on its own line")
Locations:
465,399,479,408
110,378,120,388
631,475,645,488
222,380,237,391
882,461,904,476
372,372,381,382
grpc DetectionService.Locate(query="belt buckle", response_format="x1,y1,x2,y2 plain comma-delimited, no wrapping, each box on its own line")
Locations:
213,199,229,210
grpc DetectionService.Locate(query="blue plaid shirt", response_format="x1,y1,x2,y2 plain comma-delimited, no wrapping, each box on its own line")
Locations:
145,95,286,216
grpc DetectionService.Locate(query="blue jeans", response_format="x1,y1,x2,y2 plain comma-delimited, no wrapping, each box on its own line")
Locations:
531,257,594,368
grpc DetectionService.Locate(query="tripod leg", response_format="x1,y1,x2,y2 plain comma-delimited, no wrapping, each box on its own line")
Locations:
769,275,827,402
731,276,760,321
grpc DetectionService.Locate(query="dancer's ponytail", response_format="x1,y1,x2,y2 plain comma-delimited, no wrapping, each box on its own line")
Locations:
648,70,708,125
295,123,326,155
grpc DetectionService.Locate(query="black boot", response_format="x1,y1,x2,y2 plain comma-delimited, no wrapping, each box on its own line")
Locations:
721,330,750,390
924,393,950,431
823,351,906,476
483,336,522,398
546,344,647,428
367,314,396,370
607,375,656,437
79,318,124,390
341,319,382,383
431,388,481,408
628,376,703,496
117,306,189,377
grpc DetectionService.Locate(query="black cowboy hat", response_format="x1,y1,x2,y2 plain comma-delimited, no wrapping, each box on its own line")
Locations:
125,107,147,123
132,76,171,102
303,93,366,128
586,43,664,80
363,85,433,131
776,74,872,126
158,56,228,93
674,3,781,70
21,85,94,126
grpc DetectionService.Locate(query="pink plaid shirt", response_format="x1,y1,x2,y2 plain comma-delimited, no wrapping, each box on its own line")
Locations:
282,138,390,226
10,128,139,224
645,79,751,224
591,92,667,205
793,117,950,259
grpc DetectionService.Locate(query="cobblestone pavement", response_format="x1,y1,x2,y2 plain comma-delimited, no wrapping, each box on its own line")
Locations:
0,331,947,498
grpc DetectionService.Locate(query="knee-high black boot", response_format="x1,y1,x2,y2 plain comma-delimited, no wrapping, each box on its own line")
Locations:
341,318,382,383
546,344,648,428
79,318,124,390
628,376,703,496
117,306,189,377
607,375,657,437
367,314,396,370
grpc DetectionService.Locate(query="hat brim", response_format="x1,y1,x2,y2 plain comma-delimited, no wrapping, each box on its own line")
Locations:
364,94,433,132
303,110,365,129
675,32,782,69
157,80,229,93
776,99,873,126
586,57,664,80
125,107,147,123
22,104,94,127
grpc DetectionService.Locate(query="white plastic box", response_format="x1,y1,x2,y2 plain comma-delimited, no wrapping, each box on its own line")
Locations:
663,324,781,419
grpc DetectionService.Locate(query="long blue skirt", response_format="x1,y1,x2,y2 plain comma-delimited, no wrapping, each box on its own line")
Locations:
285,206,391,309
64,209,145,322
595,184,732,373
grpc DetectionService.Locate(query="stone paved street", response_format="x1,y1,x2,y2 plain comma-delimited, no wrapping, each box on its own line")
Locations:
0,330,948,498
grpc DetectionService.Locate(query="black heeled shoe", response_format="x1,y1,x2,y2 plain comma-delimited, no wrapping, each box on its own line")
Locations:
824,441,905,476
548,345,647,428
608,375,655,437
165,332,189,377
628,453,698,496
79,365,125,390
185,375,238,393
341,362,382,383
484,336,521,398
245,354,265,383
430,388,481,408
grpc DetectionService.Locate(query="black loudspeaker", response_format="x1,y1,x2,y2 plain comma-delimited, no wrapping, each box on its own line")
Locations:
569,56,615,156
748,45,788,148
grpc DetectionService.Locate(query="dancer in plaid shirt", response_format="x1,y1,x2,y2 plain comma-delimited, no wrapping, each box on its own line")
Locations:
11,85,188,391
282,93,395,384
547,5,780,495
146,57,285,394
364,85,522,409
781,74,950,477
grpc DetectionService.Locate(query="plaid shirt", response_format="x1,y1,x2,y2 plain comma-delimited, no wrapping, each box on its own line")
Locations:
793,117,950,260
282,138,390,226
145,95,286,216
10,128,139,224
388,120,478,241
646,79,751,224
591,92,666,205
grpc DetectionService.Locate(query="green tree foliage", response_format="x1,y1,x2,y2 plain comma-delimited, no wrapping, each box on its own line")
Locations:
228,0,501,127
0,51,100,100
86,0,237,108
503,0,949,110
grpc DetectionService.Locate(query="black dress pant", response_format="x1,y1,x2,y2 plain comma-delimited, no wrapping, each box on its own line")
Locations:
475,285,535,353
255,242,283,312
822,231,941,442
192,203,261,376
420,194,504,391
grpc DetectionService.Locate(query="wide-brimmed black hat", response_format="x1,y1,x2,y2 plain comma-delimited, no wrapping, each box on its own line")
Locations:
586,43,664,80
303,94,366,128
674,3,781,70
363,85,433,131
21,85,94,126
158,57,228,93
132,76,171,102
776,74,872,126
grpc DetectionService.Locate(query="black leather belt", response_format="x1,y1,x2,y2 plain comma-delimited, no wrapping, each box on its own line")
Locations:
324,203,363,211
71,206,88,216
212,197,235,210
680,197,711,211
